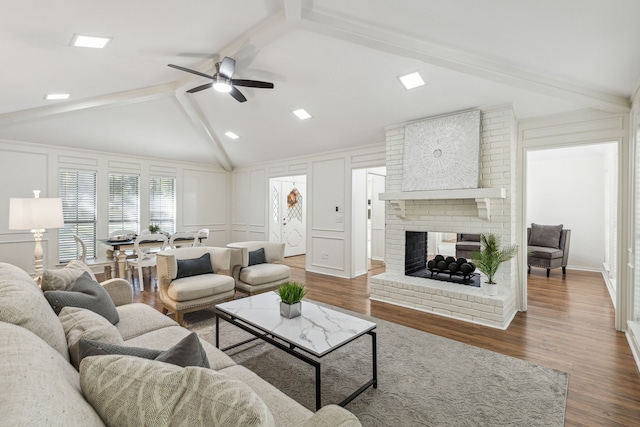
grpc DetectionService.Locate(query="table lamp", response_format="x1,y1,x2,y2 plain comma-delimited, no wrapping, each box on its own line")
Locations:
9,190,64,278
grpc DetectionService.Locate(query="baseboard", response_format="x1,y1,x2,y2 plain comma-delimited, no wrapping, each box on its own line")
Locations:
601,263,616,309
625,321,640,375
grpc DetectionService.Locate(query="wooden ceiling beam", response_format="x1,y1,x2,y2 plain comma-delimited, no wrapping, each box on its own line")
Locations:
301,9,631,114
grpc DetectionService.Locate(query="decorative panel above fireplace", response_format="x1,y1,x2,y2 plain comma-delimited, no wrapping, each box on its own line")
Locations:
402,109,481,191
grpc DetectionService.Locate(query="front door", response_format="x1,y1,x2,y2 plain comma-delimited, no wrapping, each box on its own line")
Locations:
270,177,306,257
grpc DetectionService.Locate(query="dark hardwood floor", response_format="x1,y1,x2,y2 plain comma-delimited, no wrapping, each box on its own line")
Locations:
127,257,640,426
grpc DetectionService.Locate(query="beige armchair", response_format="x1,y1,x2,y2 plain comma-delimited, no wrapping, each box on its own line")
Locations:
156,247,235,325
227,241,291,296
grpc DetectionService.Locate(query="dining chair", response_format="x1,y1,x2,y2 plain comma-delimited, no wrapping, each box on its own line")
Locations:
73,235,87,263
108,229,138,259
169,232,197,249
127,233,168,291
195,228,209,246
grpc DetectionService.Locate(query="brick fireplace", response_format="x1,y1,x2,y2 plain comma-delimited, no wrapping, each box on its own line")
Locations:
370,107,519,329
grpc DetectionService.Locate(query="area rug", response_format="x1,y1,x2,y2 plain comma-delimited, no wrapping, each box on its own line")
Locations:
186,304,568,427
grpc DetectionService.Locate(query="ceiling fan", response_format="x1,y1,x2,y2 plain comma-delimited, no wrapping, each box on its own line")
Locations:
168,56,274,103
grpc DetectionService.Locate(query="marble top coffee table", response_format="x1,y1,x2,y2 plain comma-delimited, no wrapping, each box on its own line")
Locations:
214,292,377,410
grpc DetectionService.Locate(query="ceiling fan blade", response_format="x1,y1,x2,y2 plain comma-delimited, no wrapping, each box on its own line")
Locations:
231,79,274,89
167,64,212,80
219,57,236,79
186,82,213,94
229,86,247,103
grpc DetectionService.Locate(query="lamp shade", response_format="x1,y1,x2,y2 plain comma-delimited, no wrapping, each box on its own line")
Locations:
9,197,64,230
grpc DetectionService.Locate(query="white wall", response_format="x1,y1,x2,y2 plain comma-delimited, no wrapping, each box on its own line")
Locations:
231,144,386,278
0,139,229,275
526,143,617,271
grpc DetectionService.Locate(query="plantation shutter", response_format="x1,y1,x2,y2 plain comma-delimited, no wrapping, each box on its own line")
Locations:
58,170,97,262
109,173,139,235
149,176,176,234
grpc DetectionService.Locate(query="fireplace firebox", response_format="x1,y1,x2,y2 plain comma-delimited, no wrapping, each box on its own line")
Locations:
405,231,480,287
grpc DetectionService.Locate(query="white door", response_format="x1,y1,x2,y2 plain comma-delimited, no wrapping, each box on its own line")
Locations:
270,177,306,257
369,173,386,261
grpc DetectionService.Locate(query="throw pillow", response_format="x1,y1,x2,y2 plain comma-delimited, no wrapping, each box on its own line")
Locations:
529,223,563,249
41,259,97,291
0,262,70,362
44,272,120,324
248,248,267,266
176,253,214,279
459,234,480,242
80,355,275,427
59,306,124,369
78,332,210,369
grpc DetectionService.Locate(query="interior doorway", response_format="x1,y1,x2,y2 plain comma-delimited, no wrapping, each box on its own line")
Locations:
269,175,306,258
525,142,618,303
352,167,386,277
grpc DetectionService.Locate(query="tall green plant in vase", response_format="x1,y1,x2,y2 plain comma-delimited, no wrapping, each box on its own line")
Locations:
471,233,518,296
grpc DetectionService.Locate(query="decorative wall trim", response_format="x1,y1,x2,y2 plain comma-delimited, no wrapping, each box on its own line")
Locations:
58,155,98,167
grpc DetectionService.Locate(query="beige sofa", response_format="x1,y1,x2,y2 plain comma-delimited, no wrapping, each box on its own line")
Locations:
227,241,291,295
0,262,361,426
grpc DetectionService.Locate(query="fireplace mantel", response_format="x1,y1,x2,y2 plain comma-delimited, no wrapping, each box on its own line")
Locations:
379,187,506,220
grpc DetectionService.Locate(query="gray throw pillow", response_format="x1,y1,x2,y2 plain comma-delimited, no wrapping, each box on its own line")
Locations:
529,223,563,249
44,272,120,324
176,253,214,279
78,332,210,369
248,248,267,266
459,234,480,242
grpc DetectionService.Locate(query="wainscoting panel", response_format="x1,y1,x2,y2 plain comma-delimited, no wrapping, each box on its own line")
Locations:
310,236,345,271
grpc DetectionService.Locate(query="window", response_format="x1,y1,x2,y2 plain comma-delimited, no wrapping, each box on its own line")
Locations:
150,176,176,234
58,170,97,262
109,173,139,235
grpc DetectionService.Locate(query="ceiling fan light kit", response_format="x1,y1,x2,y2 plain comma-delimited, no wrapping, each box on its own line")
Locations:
213,76,232,93
168,56,274,102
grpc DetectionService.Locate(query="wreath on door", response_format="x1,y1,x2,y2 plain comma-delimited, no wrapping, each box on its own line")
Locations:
287,188,301,208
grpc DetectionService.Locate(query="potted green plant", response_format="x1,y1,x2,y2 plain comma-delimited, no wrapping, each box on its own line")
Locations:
148,223,160,233
277,282,307,318
471,233,518,296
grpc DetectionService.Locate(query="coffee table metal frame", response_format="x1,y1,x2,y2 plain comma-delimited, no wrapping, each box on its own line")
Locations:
214,303,377,410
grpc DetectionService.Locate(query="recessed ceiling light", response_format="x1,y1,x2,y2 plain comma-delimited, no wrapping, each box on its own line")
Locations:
292,109,312,120
398,72,425,90
224,131,239,140
71,34,112,49
45,93,70,100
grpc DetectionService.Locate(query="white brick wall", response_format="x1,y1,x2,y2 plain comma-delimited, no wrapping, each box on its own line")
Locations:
373,107,518,329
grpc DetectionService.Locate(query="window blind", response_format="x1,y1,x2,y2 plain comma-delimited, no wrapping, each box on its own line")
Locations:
149,176,176,234
109,173,139,235
58,170,97,262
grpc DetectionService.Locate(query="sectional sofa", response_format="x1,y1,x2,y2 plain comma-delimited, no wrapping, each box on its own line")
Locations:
0,261,361,426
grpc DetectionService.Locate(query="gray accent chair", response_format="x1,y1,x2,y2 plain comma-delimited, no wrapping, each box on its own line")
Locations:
527,224,571,277
227,241,291,296
455,233,481,259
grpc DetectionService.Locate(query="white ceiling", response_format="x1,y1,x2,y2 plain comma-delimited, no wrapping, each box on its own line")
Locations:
0,0,638,169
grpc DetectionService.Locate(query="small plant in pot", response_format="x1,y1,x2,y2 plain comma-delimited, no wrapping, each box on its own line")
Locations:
277,282,307,318
471,233,518,296
148,223,160,233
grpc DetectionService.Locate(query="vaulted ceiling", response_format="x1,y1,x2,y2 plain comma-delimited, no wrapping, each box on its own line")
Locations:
1,0,638,170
